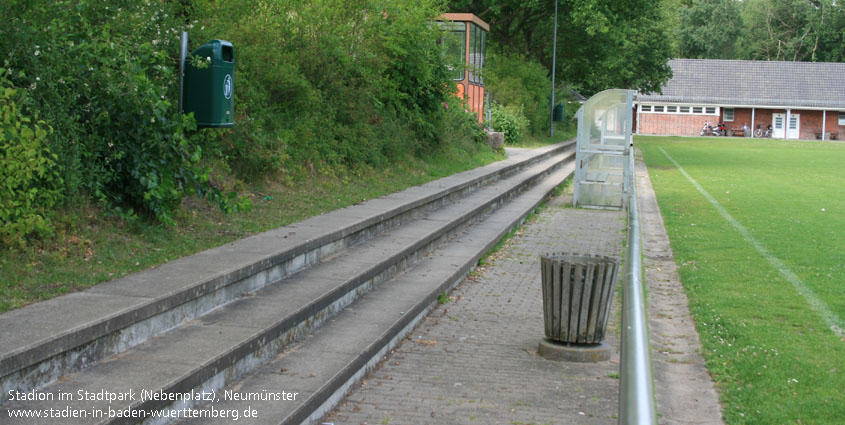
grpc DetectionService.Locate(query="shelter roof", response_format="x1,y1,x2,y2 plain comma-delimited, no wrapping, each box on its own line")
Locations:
438,13,490,31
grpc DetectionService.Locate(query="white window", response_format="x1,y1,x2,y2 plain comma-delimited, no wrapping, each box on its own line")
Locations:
724,108,734,121
639,104,720,115
839,112,845,125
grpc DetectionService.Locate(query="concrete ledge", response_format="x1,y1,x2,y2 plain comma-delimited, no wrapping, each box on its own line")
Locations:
538,338,611,362
0,142,574,400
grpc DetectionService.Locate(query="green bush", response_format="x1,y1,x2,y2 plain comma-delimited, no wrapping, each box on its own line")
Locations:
190,0,461,173
0,0,481,233
0,70,62,247
440,97,487,148
490,103,530,144
1,1,249,225
484,52,551,136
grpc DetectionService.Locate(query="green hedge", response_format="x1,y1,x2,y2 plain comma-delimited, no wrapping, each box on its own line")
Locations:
0,0,484,244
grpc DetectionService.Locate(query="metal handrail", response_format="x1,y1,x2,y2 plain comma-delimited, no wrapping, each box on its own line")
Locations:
619,149,657,424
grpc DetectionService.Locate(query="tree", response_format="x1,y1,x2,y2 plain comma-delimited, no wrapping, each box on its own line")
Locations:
449,0,673,94
737,0,844,62
484,52,552,135
676,0,742,59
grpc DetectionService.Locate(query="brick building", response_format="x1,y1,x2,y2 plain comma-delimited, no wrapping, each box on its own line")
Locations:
635,59,845,140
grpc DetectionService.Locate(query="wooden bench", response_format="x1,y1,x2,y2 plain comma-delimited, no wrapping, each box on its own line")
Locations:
731,129,745,137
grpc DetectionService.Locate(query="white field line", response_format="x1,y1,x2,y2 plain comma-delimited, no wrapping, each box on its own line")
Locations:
658,147,844,337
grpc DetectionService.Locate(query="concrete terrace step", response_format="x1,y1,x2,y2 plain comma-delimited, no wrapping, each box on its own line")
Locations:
0,142,572,397
1,144,574,424
2,162,574,425
176,163,578,425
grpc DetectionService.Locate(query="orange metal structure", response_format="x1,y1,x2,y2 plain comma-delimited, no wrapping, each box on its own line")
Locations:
437,13,489,123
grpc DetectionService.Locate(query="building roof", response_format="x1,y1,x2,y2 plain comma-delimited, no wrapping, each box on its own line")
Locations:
564,86,588,103
637,59,845,110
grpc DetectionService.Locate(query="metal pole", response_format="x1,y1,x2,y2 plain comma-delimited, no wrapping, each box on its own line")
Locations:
179,31,188,114
572,107,583,207
785,108,791,139
635,107,641,135
751,107,756,138
624,91,634,206
549,0,558,138
619,151,658,425
486,92,491,125
822,110,827,141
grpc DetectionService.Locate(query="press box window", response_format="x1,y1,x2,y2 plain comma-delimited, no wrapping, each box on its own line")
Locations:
468,23,486,85
438,22,465,81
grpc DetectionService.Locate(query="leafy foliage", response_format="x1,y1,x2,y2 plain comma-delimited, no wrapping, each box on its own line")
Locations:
738,0,845,62
490,103,529,144
449,0,674,95
484,52,551,136
0,70,62,246
0,0,483,242
440,97,488,148
190,0,469,177
676,0,742,59
0,0,250,230
664,0,845,62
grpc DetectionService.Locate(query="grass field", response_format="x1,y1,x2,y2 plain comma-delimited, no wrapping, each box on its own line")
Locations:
637,136,844,424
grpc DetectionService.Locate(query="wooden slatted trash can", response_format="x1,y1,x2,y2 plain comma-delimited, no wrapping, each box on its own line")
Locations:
538,253,619,362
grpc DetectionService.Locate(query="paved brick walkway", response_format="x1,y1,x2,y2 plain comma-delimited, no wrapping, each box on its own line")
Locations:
323,195,626,425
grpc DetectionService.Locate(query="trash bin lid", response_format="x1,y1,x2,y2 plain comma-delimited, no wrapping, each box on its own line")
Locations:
191,39,234,63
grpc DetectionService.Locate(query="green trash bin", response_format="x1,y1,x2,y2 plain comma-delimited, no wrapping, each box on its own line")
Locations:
184,40,234,128
553,103,564,122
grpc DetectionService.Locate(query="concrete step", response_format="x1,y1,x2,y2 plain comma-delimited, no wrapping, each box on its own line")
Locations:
176,163,577,425
1,146,574,424
0,141,572,398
